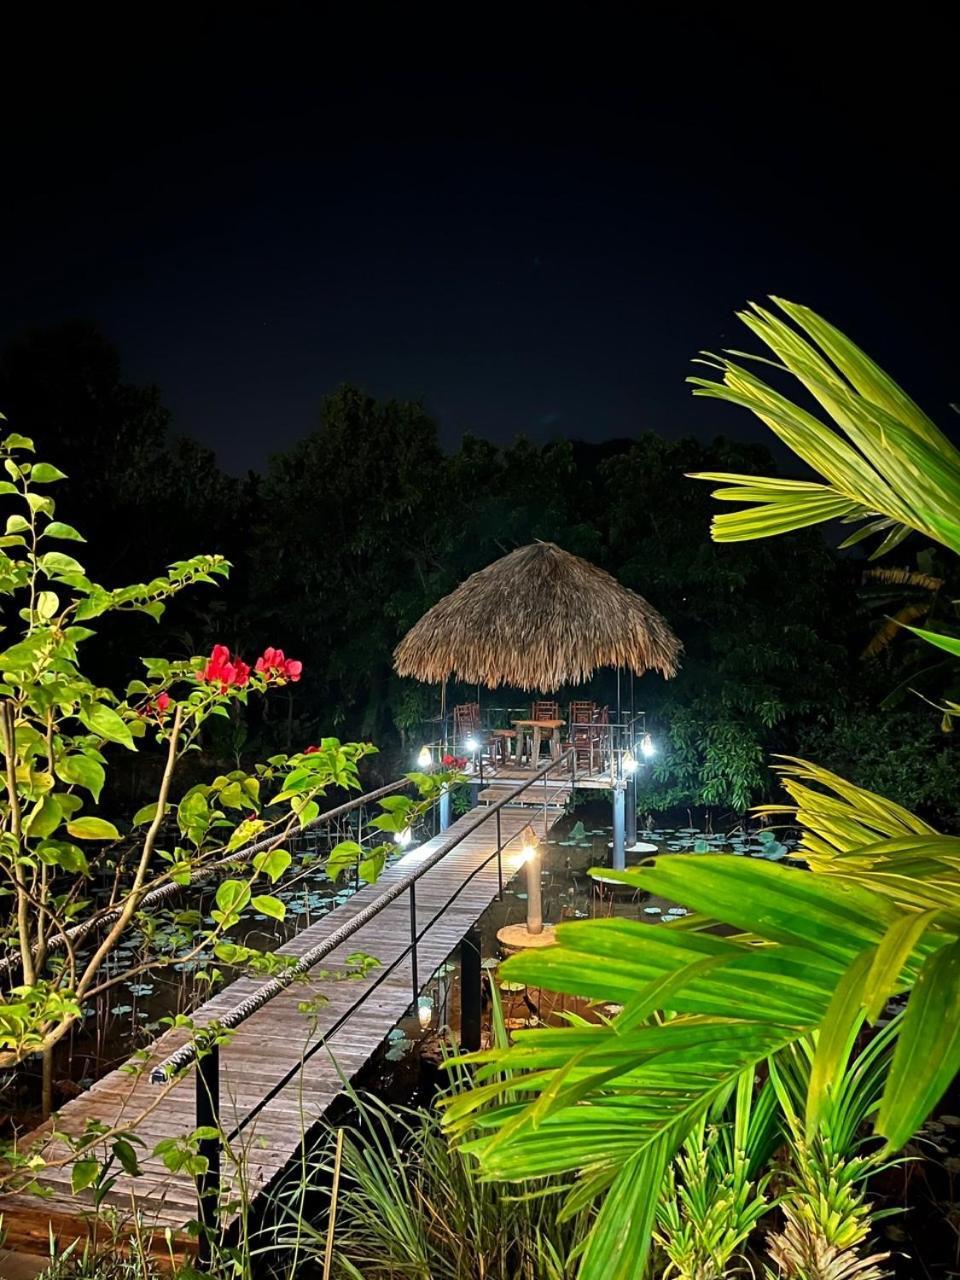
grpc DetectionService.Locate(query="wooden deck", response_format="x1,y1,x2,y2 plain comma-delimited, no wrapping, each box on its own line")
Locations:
0,803,545,1260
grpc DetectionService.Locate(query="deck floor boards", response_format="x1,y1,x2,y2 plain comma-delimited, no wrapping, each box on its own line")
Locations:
1,802,553,1258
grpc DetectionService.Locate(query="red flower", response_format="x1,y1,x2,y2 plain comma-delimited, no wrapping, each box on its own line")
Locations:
200,644,251,692
254,647,303,683
142,690,171,719
441,754,468,769
304,744,319,754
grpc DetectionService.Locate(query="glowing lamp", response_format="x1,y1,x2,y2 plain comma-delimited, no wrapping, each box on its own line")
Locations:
395,826,413,848
641,733,656,759
417,996,433,1029
417,745,432,769
622,749,637,774
465,735,479,754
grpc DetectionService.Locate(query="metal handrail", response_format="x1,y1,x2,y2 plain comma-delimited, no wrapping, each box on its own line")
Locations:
151,747,573,1083
153,747,573,1266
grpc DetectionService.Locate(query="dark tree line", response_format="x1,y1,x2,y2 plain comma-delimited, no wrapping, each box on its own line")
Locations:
2,323,957,822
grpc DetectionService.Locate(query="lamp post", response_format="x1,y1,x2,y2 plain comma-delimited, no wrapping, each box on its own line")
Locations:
523,829,542,936
496,825,555,950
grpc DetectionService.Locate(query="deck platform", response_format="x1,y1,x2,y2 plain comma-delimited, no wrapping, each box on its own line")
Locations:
0,804,544,1262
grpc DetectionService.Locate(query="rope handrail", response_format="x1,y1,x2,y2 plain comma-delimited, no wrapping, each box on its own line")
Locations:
151,749,573,1083
0,777,409,979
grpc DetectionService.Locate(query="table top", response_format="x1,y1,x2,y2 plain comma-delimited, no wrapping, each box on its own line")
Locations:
512,718,565,729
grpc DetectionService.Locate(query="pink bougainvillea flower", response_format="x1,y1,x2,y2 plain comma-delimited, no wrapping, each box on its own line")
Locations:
441,754,468,769
304,744,319,754
142,690,172,719
200,645,250,692
255,647,303,683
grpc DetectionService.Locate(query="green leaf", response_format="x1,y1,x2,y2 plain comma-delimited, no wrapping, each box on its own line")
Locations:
805,947,871,1138
326,839,363,880
39,550,85,578
576,1136,670,1280
133,801,160,826
43,520,85,542
29,462,68,483
903,623,960,659
3,433,35,452
879,938,960,1151
251,894,285,921
24,794,63,840
112,1138,141,1177
71,1159,100,1193
864,909,939,1021
252,847,291,883
36,589,59,621
56,754,106,802
67,816,120,841
5,514,29,534
215,879,250,916
78,702,135,750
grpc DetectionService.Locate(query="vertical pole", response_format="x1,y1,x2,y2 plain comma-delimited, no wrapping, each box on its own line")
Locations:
196,1042,221,1271
460,925,482,1051
626,773,638,847
496,808,504,900
526,847,543,935
409,882,419,1003
439,784,451,832
612,785,626,871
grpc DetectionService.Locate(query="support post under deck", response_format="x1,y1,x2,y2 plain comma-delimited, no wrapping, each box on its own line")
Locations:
612,786,626,871
460,925,482,1051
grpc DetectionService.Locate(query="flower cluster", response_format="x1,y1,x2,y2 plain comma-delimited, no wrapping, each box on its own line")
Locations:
201,644,251,692
441,754,468,769
254,647,303,683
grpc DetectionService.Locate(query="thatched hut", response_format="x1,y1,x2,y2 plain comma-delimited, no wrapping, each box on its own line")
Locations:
393,541,681,691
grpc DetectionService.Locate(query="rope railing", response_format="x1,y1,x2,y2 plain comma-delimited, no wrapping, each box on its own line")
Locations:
150,748,571,1083
0,777,410,980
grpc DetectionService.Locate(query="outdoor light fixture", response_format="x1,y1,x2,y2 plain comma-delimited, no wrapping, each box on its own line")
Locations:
641,733,656,759
521,826,543,935
417,745,432,769
464,735,479,754
622,749,638,774
395,826,413,848
417,996,433,1029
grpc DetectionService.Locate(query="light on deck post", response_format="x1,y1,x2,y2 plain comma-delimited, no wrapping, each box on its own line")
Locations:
417,745,432,769
522,827,542,935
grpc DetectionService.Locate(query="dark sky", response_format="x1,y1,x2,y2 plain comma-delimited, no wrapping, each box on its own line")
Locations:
2,10,956,474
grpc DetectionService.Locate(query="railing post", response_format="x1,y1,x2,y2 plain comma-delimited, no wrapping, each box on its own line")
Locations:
195,1041,221,1271
496,809,503,900
409,882,419,1003
460,925,482,1051
439,784,451,832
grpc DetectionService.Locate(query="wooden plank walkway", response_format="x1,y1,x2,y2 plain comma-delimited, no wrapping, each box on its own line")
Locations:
1,802,552,1259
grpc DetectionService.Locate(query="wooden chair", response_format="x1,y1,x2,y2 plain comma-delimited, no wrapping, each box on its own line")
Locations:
531,700,560,721
453,703,483,753
567,700,598,772
593,705,611,772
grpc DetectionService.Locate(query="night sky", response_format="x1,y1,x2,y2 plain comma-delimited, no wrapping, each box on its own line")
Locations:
2,11,956,474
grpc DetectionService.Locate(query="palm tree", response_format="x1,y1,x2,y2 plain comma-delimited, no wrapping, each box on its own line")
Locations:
445,303,960,1279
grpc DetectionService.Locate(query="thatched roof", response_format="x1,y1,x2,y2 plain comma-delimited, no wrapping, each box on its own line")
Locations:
394,542,681,690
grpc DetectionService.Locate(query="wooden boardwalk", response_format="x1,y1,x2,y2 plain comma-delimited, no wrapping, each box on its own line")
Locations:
1,802,549,1259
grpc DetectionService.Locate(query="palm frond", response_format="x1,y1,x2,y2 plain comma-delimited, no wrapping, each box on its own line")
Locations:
688,299,960,557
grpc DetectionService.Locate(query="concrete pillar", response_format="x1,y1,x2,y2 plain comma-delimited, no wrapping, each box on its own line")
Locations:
440,785,451,832
626,774,638,846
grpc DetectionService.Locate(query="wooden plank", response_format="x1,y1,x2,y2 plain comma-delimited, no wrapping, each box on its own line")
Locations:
1,804,546,1256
